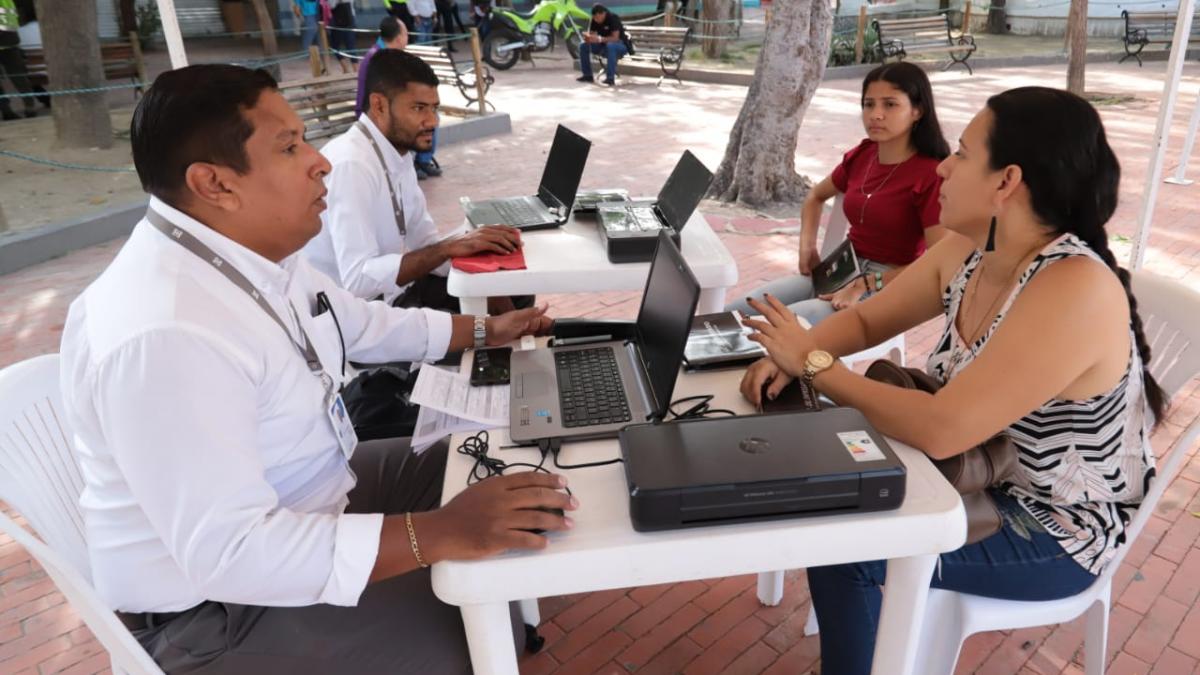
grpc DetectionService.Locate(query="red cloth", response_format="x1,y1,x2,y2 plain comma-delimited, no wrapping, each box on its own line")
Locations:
831,139,943,267
451,248,528,273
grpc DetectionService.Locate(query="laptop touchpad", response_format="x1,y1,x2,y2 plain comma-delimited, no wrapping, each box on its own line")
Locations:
517,372,550,398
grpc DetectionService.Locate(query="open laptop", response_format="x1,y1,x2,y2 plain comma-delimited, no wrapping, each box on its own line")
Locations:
462,124,592,231
598,150,713,234
509,231,700,445
619,408,907,531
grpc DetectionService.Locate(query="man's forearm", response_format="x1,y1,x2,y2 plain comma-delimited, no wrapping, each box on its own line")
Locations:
396,242,450,286
447,313,485,353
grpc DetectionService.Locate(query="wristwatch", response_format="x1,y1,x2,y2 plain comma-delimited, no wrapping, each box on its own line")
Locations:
801,349,835,385
473,316,488,349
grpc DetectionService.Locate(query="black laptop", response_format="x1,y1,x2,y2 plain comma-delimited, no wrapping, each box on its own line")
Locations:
508,231,700,445
597,151,714,263
619,408,907,531
462,124,592,231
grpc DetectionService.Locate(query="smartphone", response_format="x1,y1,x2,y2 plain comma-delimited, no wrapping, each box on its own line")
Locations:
470,346,512,386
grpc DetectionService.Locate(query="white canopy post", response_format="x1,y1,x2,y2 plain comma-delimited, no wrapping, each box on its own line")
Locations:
1164,89,1200,185
156,0,189,68
1129,0,1197,270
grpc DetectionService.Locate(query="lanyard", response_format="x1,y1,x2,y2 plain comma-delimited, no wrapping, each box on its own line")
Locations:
355,120,406,236
145,209,333,390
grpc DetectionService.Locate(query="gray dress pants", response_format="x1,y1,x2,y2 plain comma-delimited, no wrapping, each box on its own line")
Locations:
131,438,523,674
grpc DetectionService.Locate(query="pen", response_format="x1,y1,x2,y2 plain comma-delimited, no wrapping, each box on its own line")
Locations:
554,334,613,347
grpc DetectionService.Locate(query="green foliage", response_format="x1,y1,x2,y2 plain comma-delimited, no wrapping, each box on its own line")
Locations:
136,2,162,48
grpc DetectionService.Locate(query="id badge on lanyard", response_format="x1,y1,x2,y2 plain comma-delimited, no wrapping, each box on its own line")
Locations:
146,208,359,459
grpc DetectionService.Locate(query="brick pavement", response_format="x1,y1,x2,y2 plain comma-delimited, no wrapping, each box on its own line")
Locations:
3,60,1200,674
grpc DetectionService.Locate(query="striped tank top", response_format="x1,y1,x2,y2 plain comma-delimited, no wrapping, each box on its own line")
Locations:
926,233,1156,575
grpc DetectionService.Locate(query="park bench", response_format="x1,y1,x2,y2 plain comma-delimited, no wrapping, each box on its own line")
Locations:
1121,10,1200,66
609,25,691,87
873,14,976,74
280,73,358,143
405,43,493,110
21,33,148,96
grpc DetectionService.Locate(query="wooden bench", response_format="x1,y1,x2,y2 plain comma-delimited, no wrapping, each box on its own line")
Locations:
21,32,148,96
280,73,359,143
1121,10,1200,66
597,25,690,87
405,44,493,110
873,14,976,74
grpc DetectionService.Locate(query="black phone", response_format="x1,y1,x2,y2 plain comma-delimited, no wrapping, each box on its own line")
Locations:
470,346,513,386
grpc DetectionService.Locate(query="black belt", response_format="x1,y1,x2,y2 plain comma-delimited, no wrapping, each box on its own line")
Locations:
115,607,196,632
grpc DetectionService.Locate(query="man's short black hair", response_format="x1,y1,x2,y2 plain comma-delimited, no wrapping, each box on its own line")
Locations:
379,15,402,41
591,3,608,15
130,64,278,203
364,49,439,103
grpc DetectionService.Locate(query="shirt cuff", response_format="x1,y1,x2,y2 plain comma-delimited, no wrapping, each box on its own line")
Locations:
422,308,453,362
360,253,404,300
319,512,384,607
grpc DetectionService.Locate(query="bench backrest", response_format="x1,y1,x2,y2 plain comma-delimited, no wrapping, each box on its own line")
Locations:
1123,10,1200,40
874,15,956,48
22,40,142,80
405,44,465,85
625,25,690,53
280,73,359,143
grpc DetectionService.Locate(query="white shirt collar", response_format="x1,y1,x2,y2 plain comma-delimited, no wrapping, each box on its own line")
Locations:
147,196,296,297
356,114,410,172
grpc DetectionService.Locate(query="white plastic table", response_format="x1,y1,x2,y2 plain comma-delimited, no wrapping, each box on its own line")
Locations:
445,211,739,315
431,357,966,675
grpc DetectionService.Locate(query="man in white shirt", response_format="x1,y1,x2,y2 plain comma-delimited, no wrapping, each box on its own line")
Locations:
60,64,576,674
304,48,522,312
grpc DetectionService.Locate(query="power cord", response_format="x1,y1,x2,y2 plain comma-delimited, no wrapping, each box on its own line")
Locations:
666,394,736,421
538,436,624,470
457,431,558,486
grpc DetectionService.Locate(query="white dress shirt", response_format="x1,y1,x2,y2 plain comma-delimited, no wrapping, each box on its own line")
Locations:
410,0,436,18
60,197,453,613
303,116,450,304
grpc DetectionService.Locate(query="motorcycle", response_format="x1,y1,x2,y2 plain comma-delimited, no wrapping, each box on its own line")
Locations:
481,0,590,70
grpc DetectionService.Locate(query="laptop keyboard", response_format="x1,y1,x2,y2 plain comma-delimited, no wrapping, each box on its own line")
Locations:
494,200,546,227
555,348,633,428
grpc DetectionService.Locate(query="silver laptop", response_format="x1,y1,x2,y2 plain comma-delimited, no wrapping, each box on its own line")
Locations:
598,150,714,234
509,231,700,445
462,124,592,231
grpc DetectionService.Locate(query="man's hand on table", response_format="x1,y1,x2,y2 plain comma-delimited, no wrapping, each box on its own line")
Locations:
486,304,554,345
441,225,522,258
420,472,578,561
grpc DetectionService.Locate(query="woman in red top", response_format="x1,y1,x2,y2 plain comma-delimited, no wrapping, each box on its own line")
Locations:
728,62,949,325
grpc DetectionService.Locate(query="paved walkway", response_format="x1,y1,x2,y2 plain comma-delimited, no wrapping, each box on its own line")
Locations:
3,59,1200,675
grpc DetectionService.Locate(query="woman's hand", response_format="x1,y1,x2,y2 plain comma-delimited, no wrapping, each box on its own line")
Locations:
741,294,818,378
739,357,796,408
798,242,821,276
818,276,868,310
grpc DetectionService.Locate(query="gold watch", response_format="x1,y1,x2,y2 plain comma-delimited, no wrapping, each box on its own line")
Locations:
802,350,835,384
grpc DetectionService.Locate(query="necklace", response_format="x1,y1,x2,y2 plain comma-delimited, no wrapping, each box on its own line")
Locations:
949,243,1046,373
857,146,904,227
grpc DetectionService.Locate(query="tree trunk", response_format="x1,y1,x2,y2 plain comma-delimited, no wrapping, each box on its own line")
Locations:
0,202,8,233
249,0,282,80
709,0,832,207
1065,0,1088,95
701,0,736,59
987,0,1007,33
118,0,137,35
37,0,113,148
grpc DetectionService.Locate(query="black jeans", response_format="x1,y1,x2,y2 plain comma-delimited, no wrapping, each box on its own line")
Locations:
131,440,524,674
0,35,35,117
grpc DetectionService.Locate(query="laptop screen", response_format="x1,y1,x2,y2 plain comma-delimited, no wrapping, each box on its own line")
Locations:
537,125,592,212
656,151,714,232
635,232,701,419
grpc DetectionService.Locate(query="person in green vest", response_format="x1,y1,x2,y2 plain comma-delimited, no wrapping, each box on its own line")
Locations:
0,0,36,121
384,0,414,33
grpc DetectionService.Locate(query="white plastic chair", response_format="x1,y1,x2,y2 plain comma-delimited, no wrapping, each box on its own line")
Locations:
824,193,906,369
911,271,1200,675
0,354,163,675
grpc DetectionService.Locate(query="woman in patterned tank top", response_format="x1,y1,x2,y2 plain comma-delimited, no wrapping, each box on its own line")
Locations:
738,87,1166,675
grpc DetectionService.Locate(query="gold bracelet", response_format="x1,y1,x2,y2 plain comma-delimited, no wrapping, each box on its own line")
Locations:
405,512,429,569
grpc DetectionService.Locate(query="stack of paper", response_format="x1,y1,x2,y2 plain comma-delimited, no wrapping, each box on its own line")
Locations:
408,366,509,453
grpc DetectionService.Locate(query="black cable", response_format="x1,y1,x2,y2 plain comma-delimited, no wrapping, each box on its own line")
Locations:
666,394,736,421
457,431,574,495
540,436,623,470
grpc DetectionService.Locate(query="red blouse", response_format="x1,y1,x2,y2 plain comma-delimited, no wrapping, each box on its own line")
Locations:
831,139,943,267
